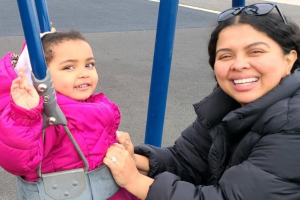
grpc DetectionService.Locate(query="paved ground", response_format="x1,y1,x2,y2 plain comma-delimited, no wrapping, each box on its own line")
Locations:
1,0,300,199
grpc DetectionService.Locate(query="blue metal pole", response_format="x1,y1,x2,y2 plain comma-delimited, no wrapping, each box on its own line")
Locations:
16,0,47,80
232,0,245,7
35,0,51,32
144,0,179,147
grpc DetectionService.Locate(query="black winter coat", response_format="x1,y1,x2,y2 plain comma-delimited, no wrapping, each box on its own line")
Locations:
135,69,300,200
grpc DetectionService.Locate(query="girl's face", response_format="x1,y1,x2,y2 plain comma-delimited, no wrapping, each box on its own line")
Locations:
214,24,297,106
48,40,98,101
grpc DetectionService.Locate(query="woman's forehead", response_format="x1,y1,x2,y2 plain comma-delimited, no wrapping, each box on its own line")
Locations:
216,24,275,49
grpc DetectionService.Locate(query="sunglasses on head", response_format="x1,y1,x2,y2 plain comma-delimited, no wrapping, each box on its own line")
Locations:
217,3,287,24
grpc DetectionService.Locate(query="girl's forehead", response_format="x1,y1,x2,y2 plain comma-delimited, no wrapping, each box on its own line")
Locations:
51,40,93,60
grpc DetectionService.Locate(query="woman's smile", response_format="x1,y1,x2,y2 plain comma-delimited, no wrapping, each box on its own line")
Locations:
231,77,259,91
214,24,294,105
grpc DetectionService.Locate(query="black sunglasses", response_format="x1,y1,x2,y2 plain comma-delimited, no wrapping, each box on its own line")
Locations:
217,3,286,24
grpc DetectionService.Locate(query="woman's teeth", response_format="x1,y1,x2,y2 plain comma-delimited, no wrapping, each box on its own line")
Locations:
233,78,258,85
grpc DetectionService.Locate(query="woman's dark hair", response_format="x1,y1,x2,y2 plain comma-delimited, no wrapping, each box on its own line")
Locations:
208,12,300,73
41,30,88,65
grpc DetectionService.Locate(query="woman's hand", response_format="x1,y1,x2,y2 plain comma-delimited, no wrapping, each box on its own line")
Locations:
11,68,40,110
104,143,139,188
104,144,154,199
116,131,150,175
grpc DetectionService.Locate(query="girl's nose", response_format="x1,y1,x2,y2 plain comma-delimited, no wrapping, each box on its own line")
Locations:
78,69,89,78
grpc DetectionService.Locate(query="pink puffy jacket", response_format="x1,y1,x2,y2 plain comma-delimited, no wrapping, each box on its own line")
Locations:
0,52,137,200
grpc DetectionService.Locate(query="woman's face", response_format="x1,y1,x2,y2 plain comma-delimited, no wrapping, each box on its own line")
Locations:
214,24,296,106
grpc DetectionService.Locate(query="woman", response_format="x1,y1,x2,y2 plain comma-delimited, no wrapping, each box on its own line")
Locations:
104,3,300,200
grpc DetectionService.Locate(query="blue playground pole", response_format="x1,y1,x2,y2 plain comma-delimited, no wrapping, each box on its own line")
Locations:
16,0,47,80
232,0,245,7
144,0,179,147
35,0,51,32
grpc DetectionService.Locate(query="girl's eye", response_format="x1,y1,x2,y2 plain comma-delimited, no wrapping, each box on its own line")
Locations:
86,63,95,68
63,66,74,70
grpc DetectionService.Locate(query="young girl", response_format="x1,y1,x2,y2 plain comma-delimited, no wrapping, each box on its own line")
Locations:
0,30,137,200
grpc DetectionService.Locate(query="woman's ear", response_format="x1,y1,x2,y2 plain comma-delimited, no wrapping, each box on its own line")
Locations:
285,50,297,75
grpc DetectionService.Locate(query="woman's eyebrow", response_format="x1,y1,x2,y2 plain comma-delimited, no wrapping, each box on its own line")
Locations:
216,42,270,54
216,48,232,55
244,42,270,50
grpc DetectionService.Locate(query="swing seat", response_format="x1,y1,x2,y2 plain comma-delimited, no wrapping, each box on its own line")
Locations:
16,164,119,200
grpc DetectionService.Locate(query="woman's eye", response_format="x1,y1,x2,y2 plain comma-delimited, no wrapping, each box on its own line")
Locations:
250,50,263,54
219,55,231,60
63,66,74,70
86,63,95,68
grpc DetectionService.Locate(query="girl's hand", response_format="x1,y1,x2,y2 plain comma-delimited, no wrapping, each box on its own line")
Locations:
50,22,56,32
11,68,40,110
104,144,140,188
116,131,150,175
116,131,134,158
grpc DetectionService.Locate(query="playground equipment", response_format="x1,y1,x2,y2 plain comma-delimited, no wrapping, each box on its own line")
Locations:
144,0,179,146
232,0,245,7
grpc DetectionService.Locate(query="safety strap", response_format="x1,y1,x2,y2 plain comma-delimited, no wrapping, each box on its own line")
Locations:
33,69,89,199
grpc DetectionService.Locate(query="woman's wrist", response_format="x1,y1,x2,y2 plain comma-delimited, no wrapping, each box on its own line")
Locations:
125,173,154,200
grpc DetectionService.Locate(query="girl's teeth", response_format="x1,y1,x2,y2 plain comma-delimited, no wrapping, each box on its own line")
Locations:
77,84,88,88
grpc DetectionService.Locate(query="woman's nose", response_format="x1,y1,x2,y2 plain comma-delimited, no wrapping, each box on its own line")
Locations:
231,56,250,71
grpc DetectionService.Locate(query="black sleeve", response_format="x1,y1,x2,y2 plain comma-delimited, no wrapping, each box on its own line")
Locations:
135,117,212,185
145,172,225,200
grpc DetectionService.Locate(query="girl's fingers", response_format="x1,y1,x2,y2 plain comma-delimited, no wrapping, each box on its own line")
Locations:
11,84,19,92
109,144,125,153
12,77,21,86
18,68,33,91
18,68,24,76
11,77,22,92
18,68,30,85
22,75,30,85
116,131,132,149
24,85,32,93
113,143,125,150
116,131,126,145
50,22,56,32
18,72,26,89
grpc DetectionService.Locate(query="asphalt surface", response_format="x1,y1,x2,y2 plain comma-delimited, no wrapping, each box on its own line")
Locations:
1,0,300,199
